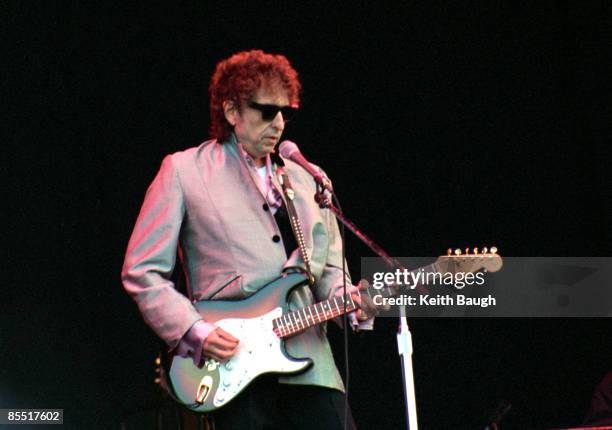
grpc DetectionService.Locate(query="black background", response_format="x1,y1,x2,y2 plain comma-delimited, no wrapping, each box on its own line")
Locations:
3,2,611,429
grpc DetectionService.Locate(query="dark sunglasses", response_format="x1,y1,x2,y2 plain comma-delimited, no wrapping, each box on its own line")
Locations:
247,101,299,122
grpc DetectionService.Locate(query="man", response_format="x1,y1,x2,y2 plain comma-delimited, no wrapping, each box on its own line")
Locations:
122,50,373,429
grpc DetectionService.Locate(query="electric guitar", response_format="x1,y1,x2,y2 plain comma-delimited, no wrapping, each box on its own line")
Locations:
163,248,503,412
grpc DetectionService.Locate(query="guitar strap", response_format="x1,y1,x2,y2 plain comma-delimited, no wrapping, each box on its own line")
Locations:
276,166,316,286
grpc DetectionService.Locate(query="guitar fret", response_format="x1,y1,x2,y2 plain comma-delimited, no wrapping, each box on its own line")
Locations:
289,312,296,332
274,318,284,337
348,293,356,311
278,322,285,336
334,297,341,315
307,306,315,324
343,294,350,311
291,312,300,331
284,314,293,334
276,320,285,337
303,306,314,327
295,311,304,330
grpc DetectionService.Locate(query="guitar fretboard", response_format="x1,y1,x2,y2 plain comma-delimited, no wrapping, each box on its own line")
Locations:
272,261,441,338
272,294,357,338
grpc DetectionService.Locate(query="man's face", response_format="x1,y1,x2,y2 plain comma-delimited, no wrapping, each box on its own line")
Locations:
230,87,290,163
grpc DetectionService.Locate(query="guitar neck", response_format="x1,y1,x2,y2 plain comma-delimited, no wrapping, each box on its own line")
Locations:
272,293,358,338
272,262,439,339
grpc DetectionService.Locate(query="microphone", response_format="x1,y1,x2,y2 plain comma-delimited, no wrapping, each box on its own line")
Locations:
278,140,333,192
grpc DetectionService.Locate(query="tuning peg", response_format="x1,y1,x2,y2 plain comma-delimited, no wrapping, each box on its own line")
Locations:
447,248,452,256
482,247,488,254
155,357,161,366
154,377,161,385
473,247,479,255
454,248,462,255
490,246,498,254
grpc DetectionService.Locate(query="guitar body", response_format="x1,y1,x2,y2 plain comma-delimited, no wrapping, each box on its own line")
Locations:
166,272,313,412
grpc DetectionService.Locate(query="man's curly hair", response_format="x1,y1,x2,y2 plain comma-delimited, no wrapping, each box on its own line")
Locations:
208,50,302,142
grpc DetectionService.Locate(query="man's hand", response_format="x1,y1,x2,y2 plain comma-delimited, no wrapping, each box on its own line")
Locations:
334,279,378,322
202,327,239,362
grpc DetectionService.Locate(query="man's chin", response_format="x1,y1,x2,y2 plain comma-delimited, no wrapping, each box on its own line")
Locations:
262,139,279,152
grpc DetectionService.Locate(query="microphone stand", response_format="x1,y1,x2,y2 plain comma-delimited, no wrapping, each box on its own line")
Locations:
315,187,420,430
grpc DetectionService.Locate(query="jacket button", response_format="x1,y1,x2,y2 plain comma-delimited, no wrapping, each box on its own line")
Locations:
272,235,281,243
262,203,269,211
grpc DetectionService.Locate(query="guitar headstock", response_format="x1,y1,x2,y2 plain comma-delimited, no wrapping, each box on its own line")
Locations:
434,246,503,274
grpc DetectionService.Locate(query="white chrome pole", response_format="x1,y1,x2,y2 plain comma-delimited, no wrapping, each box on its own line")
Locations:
397,306,418,430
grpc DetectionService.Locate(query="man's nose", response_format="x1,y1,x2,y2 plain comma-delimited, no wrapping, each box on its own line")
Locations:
271,111,286,129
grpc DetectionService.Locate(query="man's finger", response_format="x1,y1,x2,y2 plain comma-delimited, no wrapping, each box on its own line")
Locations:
216,328,239,343
206,347,234,361
208,336,239,351
204,343,239,360
358,279,370,291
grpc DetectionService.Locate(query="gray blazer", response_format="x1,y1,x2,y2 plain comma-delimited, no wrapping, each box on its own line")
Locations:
121,136,349,391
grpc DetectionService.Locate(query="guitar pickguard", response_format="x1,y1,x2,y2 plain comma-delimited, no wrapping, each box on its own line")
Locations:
211,307,310,407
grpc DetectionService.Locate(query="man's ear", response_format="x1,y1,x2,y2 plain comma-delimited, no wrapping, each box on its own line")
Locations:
223,100,238,126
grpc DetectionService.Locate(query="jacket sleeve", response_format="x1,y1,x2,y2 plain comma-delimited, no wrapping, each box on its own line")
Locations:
121,155,203,349
314,173,375,331
310,167,352,302
316,205,351,302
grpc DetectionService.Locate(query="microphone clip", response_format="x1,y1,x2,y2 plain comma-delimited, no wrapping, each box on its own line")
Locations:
314,183,332,209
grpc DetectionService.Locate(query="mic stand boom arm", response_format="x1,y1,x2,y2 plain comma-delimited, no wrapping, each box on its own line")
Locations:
315,187,420,430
